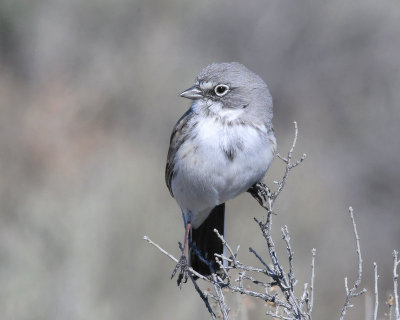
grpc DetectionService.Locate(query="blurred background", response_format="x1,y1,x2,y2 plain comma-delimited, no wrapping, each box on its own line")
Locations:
0,0,399,319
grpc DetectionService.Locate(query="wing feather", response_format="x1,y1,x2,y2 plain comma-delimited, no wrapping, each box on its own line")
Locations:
165,109,193,197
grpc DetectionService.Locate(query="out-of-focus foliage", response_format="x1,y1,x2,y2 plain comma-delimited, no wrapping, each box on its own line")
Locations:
0,0,399,319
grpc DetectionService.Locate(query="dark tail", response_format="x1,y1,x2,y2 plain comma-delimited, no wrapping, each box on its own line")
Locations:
190,203,225,276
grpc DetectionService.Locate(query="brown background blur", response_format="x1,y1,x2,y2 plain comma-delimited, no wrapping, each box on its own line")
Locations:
0,0,399,319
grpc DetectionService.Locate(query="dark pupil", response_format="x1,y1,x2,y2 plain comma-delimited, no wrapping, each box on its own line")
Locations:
216,86,226,94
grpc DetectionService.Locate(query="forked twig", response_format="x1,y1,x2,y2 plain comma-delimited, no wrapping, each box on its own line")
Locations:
272,121,306,204
339,207,367,319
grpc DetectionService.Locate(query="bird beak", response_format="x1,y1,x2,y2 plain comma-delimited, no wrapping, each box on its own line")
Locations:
180,85,203,100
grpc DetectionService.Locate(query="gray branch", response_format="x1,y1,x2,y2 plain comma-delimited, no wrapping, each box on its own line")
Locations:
374,262,378,320
393,250,400,320
272,121,306,205
339,207,367,320
308,248,316,316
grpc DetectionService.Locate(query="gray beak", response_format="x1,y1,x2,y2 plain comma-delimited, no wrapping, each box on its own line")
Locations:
180,85,203,100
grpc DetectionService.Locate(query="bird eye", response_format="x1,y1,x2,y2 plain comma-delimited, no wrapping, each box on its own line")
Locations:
214,84,229,97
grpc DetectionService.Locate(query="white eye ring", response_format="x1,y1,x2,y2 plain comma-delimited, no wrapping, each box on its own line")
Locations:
214,84,229,97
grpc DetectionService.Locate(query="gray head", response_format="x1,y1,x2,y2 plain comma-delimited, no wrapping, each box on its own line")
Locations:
180,62,273,126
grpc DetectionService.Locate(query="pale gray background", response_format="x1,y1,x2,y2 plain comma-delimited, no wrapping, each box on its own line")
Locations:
0,0,399,319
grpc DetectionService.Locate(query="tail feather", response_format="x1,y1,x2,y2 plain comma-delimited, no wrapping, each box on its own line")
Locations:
190,203,225,276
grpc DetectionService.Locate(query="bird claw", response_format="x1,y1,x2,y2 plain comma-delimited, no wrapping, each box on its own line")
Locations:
255,182,269,197
248,182,269,202
171,255,189,286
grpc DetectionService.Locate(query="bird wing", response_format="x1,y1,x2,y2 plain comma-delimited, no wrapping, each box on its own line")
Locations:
165,108,193,197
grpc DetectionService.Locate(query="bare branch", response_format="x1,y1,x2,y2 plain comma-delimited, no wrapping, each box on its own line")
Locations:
143,236,178,262
143,236,208,281
249,247,274,276
254,209,307,319
189,274,216,319
211,273,230,320
240,273,271,289
339,207,367,320
272,121,306,204
309,248,316,316
214,228,238,265
282,225,295,291
300,283,309,310
265,311,293,320
393,250,400,320
143,234,292,314
228,284,289,308
374,262,378,320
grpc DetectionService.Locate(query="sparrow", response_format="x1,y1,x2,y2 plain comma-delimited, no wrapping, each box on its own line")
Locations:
165,62,276,285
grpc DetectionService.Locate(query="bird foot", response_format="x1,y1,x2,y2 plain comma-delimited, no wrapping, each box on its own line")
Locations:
171,255,189,286
248,182,269,201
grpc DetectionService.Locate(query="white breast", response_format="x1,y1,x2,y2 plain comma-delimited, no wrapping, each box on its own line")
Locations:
171,114,276,228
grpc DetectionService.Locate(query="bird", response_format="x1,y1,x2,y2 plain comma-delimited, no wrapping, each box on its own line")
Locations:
165,62,276,285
